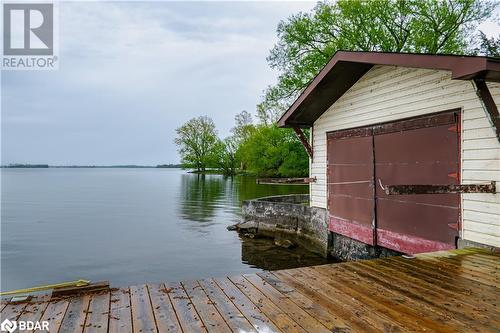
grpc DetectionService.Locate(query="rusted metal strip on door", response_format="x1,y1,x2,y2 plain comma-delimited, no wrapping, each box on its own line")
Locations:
382,181,496,195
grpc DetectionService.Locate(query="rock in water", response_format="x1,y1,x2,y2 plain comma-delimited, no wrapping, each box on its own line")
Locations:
237,221,258,230
226,224,238,231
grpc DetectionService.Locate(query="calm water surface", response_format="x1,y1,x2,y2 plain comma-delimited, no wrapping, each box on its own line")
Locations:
1,168,330,290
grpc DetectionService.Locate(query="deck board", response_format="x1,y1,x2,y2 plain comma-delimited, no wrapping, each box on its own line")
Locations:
130,285,157,333
1,248,498,333
59,295,91,333
84,292,110,333
35,299,69,333
108,288,132,333
213,277,281,332
167,281,207,333
147,283,182,333
181,280,232,333
198,278,257,333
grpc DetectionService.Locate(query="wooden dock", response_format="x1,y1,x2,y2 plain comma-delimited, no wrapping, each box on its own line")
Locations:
1,248,498,332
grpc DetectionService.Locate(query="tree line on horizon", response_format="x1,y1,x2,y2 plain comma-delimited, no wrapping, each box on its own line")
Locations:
175,0,499,177
175,111,309,177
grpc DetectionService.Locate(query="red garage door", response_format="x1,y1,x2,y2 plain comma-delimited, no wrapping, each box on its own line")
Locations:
327,111,460,254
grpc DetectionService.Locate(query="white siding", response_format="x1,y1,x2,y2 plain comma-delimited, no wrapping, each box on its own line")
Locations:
311,65,500,247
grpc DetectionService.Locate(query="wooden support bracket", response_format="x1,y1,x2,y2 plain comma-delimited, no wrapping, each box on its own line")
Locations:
256,177,316,185
473,79,500,143
292,127,313,158
382,181,496,195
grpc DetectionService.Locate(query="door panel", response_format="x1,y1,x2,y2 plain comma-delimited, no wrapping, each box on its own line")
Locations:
374,122,460,253
327,133,375,245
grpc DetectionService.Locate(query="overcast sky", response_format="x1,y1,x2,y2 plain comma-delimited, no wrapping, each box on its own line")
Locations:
1,1,498,165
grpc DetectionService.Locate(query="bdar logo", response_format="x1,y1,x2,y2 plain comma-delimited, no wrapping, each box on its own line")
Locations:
0,319,17,333
3,3,54,55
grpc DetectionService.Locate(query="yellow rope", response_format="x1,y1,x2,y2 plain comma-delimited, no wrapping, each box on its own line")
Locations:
0,279,90,296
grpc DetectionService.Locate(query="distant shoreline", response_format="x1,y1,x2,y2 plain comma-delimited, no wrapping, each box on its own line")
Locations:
1,164,182,169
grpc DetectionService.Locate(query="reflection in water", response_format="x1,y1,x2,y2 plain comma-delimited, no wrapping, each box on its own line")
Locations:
240,235,336,270
178,172,335,268
179,174,224,223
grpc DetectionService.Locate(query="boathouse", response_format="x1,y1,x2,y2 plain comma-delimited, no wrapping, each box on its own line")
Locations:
278,51,500,256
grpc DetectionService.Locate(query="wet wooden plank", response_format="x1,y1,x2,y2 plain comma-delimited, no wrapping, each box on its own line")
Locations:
35,299,70,333
198,278,256,333
213,277,281,333
382,257,499,300
243,273,330,333
409,256,499,286
13,294,50,328
314,263,495,332
348,260,500,330
166,281,207,333
429,251,500,267
147,283,182,333
473,253,500,262
257,271,353,332
275,269,398,332
181,280,231,333
0,298,30,329
109,288,132,333
83,292,110,333
304,265,463,333
228,275,308,333
430,255,500,275
59,295,92,333
358,256,498,311
130,285,157,333
0,299,10,312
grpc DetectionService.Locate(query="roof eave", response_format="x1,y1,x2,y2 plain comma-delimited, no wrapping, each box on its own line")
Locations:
277,51,500,128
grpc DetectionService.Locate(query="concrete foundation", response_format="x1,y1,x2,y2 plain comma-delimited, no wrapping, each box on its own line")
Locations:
239,194,328,257
328,232,400,261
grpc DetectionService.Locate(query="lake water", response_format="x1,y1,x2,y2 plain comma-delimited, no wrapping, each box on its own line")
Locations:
1,168,330,291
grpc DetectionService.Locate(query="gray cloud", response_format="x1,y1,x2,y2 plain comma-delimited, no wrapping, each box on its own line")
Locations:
1,1,314,165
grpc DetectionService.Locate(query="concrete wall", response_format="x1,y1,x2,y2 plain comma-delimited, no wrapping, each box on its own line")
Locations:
329,233,401,261
240,194,328,257
310,65,500,247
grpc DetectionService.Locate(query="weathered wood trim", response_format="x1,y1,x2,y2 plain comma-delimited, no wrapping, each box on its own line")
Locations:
293,126,313,158
473,78,500,142
256,177,316,185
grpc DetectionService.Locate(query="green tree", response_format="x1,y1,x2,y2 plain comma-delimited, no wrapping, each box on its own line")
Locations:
213,136,239,176
238,125,309,177
174,116,218,172
231,110,254,143
262,0,496,113
474,32,500,57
